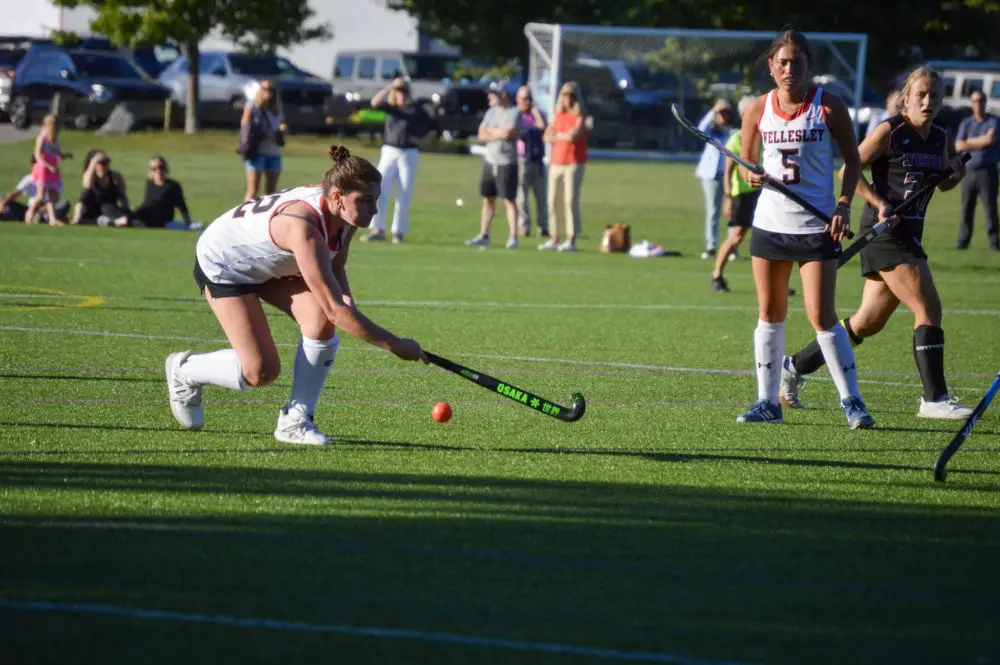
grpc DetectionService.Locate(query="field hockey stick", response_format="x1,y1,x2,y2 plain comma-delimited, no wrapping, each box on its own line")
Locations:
933,371,1000,482
838,153,971,268
425,352,586,422
671,103,854,239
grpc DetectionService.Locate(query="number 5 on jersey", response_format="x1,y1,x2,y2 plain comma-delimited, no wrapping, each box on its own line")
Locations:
779,148,801,185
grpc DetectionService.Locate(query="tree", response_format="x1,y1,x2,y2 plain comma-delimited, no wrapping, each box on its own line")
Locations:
51,0,331,133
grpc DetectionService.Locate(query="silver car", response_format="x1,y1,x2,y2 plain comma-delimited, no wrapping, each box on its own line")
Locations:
158,51,334,130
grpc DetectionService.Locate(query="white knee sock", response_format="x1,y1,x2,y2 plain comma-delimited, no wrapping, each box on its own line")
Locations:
288,335,339,417
816,324,860,400
754,320,785,403
179,349,248,391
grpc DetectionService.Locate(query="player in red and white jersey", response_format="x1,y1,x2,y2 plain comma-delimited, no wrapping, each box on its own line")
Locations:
736,26,874,429
165,145,426,445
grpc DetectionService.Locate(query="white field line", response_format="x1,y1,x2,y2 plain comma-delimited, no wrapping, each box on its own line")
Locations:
0,599,752,665
0,324,994,394
4,291,1000,317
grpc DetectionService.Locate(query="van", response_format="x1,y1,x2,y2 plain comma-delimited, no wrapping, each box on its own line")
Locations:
331,49,462,108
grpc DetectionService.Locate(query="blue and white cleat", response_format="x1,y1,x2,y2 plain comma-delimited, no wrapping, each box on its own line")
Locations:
736,400,783,424
841,396,875,429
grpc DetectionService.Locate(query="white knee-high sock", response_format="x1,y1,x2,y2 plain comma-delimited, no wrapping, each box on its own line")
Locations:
288,335,339,416
178,349,249,391
816,324,860,400
754,320,785,403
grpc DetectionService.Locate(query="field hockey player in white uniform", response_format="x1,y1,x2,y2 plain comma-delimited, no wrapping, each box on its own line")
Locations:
736,27,874,429
165,145,427,445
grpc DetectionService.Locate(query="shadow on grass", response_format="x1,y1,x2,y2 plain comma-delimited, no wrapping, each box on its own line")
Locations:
0,458,998,665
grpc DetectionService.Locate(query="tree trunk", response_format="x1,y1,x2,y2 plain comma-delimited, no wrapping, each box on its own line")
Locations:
184,43,201,135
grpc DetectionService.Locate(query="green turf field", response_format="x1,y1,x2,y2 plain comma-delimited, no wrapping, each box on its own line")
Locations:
1,130,998,665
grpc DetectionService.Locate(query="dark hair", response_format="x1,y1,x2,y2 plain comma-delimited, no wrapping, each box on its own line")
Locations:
759,25,812,68
82,149,108,174
322,145,381,195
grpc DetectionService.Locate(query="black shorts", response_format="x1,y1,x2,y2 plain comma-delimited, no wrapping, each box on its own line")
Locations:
729,191,760,228
750,227,841,262
860,237,928,277
193,258,263,299
480,162,518,201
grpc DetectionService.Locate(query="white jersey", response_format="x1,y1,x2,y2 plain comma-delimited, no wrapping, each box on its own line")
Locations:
196,185,351,285
753,87,836,234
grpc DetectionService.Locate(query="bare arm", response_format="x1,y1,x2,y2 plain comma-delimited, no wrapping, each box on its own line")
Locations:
240,105,252,127
1,188,22,207
81,154,100,190
532,107,547,131
739,96,765,187
825,93,861,206
723,156,736,196
838,118,891,209
274,215,400,351
557,115,584,141
330,227,356,306
371,85,392,108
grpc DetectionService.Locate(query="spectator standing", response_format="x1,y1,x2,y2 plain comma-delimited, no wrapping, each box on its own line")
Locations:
362,76,435,244
514,85,547,237
694,99,736,260
955,89,1000,250
242,79,286,202
540,81,589,252
465,84,520,249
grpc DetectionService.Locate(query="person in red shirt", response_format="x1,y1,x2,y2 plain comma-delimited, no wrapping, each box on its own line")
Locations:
541,82,589,252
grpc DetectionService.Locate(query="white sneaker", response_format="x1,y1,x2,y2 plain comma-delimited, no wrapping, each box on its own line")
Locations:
275,404,330,445
505,237,519,249
778,355,806,409
537,239,558,251
465,234,489,248
557,240,577,252
165,351,204,430
918,396,975,420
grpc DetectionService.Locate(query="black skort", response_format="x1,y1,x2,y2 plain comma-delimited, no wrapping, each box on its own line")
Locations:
750,227,841,262
193,258,264,299
728,190,760,229
480,162,518,201
859,236,928,277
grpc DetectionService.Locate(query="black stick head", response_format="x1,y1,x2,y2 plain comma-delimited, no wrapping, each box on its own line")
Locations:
933,459,948,482
560,392,586,422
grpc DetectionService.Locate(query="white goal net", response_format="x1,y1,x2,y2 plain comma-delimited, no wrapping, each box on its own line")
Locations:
523,24,871,161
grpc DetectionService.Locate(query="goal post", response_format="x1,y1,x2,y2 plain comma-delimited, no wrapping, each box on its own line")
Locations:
523,23,870,161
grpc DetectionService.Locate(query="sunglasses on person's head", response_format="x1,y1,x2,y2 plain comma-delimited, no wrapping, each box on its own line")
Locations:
150,164,164,171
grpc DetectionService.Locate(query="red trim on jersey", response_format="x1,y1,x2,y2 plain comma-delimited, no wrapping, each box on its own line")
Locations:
770,86,817,121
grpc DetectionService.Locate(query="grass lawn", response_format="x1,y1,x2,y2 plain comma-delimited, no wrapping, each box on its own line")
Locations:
1,129,998,665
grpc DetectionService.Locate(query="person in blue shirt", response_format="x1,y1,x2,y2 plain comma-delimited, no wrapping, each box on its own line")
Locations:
955,89,999,250
694,99,736,259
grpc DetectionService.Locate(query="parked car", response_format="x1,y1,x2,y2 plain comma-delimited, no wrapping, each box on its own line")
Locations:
0,37,48,122
157,51,333,131
332,50,462,108
433,83,490,140
6,44,172,129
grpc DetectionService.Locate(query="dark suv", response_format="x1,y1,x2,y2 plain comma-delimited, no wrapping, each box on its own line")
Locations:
8,45,172,129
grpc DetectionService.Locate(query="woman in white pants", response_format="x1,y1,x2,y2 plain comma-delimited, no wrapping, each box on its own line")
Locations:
694,99,736,259
362,77,435,244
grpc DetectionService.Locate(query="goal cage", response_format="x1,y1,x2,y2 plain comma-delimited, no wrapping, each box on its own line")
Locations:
523,24,870,161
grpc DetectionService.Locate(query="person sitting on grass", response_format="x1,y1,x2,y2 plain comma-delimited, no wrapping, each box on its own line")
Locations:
1,156,69,223
133,155,203,230
73,149,131,227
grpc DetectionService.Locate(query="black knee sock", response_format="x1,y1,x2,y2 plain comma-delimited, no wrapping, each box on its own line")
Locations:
791,318,863,376
914,325,947,401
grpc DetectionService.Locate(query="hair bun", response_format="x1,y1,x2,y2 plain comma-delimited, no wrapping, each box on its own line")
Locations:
328,145,351,163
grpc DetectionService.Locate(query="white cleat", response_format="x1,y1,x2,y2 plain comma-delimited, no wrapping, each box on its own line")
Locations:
165,351,204,430
918,396,975,420
505,236,519,249
778,355,806,409
275,404,330,445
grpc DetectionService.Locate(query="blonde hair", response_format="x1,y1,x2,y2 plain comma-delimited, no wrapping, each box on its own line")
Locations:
253,79,281,114
896,67,944,114
556,81,586,116
41,114,58,142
